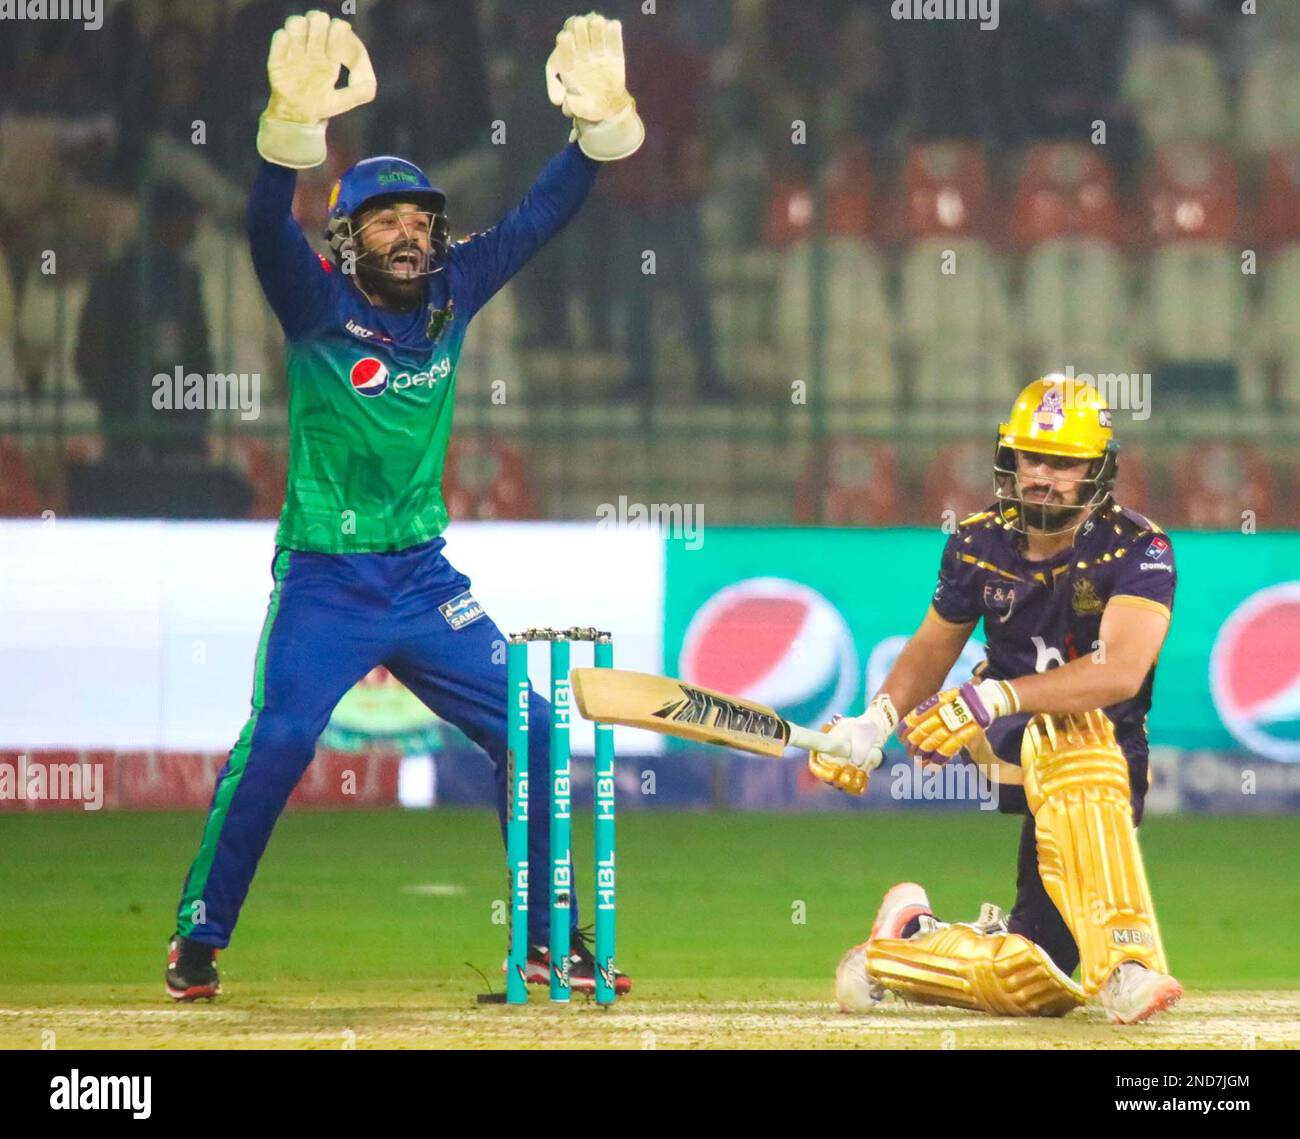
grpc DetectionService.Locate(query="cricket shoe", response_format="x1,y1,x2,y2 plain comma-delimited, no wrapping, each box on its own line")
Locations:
166,934,221,1001
525,927,632,996
870,882,934,941
1100,961,1183,1025
835,942,890,1013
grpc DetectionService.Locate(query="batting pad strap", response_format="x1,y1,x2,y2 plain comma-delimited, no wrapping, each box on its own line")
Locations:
865,924,1085,1018
1021,711,1169,993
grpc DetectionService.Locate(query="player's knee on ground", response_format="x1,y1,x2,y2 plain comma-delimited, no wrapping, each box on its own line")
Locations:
865,923,1085,1017
1021,710,1169,994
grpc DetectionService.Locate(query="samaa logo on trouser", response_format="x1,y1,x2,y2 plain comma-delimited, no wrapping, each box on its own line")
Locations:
1210,582,1300,762
678,578,859,742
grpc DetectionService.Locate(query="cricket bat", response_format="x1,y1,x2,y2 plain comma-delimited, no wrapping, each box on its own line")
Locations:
570,668,849,759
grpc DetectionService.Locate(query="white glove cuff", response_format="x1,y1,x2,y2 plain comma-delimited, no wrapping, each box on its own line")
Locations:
571,103,645,162
868,693,899,731
257,114,328,170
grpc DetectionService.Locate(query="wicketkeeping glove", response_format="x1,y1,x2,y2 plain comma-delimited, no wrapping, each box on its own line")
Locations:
900,679,1020,765
546,12,645,162
257,9,377,170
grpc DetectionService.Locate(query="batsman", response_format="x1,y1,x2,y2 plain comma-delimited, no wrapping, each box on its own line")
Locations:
814,376,1182,1024
167,10,642,1000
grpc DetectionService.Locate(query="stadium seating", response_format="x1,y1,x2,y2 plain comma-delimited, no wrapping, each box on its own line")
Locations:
793,440,897,526
1256,150,1300,250
1168,443,1279,529
1240,43,1300,154
1019,240,1132,376
1145,244,1246,363
442,436,537,520
903,142,991,241
1121,43,1230,147
922,442,996,526
1009,143,1122,249
775,237,897,411
1141,144,1239,246
0,438,42,516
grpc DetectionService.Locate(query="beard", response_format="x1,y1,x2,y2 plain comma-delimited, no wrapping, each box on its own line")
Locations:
356,246,427,311
1021,500,1078,532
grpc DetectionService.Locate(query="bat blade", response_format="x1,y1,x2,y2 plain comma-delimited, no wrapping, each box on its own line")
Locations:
571,668,837,758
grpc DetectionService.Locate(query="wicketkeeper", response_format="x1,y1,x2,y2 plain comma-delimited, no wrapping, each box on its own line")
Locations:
812,376,1182,1024
167,9,642,1000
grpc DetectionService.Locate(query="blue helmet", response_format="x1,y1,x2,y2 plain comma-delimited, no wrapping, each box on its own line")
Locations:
325,155,449,270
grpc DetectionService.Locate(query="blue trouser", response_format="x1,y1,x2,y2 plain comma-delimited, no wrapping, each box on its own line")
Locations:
176,537,567,946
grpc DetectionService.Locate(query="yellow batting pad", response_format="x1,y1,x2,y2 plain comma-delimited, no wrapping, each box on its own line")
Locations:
1022,711,1168,993
865,923,1085,1017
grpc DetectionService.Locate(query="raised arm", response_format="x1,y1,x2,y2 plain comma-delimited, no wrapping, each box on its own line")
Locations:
248,9,377,340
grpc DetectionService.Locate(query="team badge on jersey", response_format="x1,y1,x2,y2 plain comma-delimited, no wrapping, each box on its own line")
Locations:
438,590,484,630
983,583,1016,621
1072,577,1104,616
350,357,389,397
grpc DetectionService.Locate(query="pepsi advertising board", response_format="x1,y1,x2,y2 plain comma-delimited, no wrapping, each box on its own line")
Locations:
664,528,1300,786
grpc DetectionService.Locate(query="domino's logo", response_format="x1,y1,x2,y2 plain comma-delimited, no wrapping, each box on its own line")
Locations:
350,357,389,397
1145,536,1169,560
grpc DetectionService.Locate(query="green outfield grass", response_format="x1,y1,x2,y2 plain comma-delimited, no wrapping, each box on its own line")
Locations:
1,810,1298,1048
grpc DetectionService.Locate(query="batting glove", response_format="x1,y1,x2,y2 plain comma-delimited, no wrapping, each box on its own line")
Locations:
900,680,1019,765
546,12,645,161
807,694,898,796
257,9,377,170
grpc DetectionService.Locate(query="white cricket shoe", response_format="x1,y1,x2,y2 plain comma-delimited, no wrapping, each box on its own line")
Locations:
1100,961,1183,1024
870,881,934,940
835,942,889,1013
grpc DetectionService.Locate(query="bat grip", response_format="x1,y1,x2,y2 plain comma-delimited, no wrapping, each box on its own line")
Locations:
788,724,850,758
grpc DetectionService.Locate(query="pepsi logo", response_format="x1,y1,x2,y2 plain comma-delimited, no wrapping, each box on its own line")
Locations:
679,578,858,745
1210,582,1300,762
350,357,389,397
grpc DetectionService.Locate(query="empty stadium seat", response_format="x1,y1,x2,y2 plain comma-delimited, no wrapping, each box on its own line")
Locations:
193,223,280,389
793,440,897,525
1019,240,1132,371
218,438,287,520
1256,150,1300,249
903,142,991,241
1141,144,1239,245
899,238,1010,354
1168,443,1279,529
765,144,878,246
1240,44,1300,154
0,438,42,515
443,437,537,520
1009,144,1122,248
922,442,996,526
1145,244,1246,363
775,237,897,409
16,270,91,398
1121,43,1230,147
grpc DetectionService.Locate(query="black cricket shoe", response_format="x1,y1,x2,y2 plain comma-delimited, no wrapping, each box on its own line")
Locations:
166,934,221,1001
525,925,631,996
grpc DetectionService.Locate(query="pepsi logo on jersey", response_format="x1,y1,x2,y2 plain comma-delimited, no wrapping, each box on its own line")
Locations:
349,356,451,398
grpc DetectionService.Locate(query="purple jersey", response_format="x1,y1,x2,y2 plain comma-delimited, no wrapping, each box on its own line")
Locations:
931,502,1175,761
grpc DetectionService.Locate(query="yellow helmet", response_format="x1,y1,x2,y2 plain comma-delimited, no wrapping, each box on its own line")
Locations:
998,375,1113,459
994,375,1119,533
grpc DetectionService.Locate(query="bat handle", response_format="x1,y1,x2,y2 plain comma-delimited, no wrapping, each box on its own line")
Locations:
788,724,850,758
